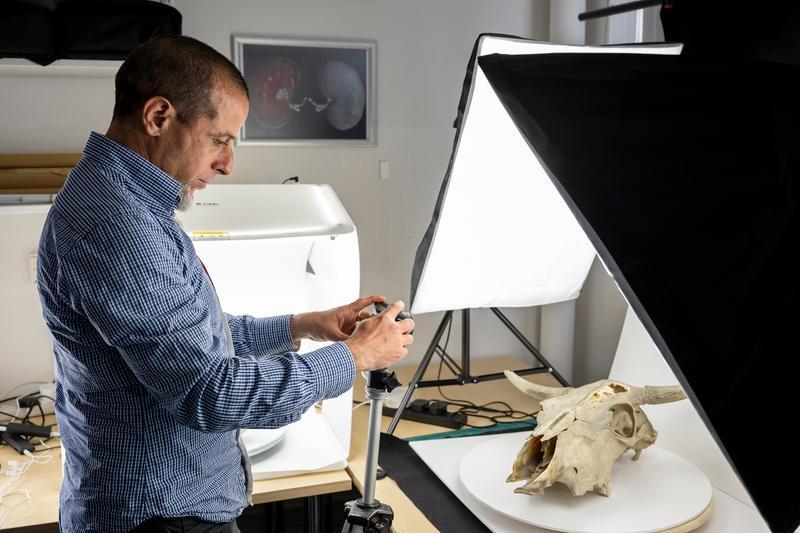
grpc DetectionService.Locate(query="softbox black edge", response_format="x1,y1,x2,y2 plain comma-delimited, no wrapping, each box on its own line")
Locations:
477,52,799,533
474,52,707,430
475,53,703,420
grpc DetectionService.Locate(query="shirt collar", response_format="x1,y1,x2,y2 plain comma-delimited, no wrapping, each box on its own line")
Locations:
83,131,181,217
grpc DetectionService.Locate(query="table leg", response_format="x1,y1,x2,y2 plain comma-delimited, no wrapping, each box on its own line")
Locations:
304,494,331,533
263,501,284,533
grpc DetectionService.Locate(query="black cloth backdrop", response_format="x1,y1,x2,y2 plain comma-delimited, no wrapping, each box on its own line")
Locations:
474,52,799,532
378,434,490,533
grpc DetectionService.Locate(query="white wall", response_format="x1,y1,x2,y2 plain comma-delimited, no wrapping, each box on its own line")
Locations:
0,0,551,386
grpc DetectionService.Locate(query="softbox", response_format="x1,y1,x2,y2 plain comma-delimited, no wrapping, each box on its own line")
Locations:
410,36,681,315
412,35,799,532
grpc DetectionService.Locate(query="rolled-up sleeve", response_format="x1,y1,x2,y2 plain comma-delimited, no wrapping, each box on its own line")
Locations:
64,216,355,432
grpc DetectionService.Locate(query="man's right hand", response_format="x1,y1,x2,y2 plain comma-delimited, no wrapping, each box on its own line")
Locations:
344,300,414,371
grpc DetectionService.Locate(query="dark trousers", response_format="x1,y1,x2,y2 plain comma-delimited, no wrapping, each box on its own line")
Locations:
129,516,240,533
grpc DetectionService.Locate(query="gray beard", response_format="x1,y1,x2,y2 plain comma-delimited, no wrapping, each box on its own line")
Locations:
176,182,194,212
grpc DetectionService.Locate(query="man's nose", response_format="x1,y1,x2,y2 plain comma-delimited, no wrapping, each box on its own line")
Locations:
214,146,234,176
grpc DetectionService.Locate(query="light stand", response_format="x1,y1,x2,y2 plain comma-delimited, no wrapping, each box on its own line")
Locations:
386,308,569,435
342,368,399,533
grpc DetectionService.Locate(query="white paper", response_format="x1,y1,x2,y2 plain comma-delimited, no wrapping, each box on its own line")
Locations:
249,408,348,480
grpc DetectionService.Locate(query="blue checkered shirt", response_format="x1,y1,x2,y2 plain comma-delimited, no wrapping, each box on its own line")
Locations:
36,132,356,532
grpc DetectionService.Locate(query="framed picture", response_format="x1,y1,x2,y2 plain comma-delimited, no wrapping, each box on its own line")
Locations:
232,35,376,146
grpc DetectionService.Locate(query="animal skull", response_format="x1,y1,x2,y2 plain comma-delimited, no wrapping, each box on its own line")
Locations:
505,371,686,497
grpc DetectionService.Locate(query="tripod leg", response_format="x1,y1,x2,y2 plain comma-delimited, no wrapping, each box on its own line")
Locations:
462,309,470,379
491,307,570,387
386,311,453,434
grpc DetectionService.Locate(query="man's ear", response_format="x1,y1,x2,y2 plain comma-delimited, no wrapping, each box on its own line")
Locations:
141,96,176,137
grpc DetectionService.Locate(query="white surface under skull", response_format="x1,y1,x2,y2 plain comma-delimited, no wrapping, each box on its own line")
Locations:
504,371,687,497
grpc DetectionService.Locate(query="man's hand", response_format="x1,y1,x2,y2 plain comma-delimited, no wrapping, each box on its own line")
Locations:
344,300,415,371
290,295,386,343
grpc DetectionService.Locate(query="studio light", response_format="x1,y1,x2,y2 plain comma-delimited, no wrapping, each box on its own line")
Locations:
410,36,681,314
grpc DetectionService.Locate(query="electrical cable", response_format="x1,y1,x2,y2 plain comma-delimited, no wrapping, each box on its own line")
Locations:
433,316,538,429
0,489,32,528
1,397,59,455
0,382,51,404
0,450,52,528
0,411,23,423
352,400,370,412
34,438,60,452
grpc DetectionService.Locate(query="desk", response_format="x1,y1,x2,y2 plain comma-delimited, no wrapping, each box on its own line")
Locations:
0,356,548,531
0,417,350,531
348,356,553,533
0,423,61,530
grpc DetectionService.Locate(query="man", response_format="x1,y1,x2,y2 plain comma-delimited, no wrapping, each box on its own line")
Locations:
36,35,414,532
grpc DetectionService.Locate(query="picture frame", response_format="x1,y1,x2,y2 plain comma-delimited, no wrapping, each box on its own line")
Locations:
231,35,376,146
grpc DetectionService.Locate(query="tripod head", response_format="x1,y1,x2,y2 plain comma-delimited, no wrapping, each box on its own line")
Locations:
365,367,401,395
342,499,394,533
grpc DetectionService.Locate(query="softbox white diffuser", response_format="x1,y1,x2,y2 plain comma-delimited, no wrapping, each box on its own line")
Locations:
410,36,682,314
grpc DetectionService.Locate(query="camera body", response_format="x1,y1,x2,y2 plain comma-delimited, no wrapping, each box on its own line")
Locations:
373,300,413,328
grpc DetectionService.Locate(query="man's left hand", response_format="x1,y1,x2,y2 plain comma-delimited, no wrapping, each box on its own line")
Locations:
290,295,386,343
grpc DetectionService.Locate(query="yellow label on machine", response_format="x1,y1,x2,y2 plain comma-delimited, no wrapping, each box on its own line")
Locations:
192,231,230,240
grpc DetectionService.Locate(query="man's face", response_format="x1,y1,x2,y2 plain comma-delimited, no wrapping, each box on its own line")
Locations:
165,85,249,210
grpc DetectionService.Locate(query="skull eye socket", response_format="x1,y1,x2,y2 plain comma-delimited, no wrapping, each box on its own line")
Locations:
609,403,637,438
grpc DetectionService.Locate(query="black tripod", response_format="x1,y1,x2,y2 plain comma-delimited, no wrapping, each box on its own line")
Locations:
387,308,569,435
342,368,400,533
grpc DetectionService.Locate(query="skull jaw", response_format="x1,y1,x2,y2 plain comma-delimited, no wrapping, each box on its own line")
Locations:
508,425,657,497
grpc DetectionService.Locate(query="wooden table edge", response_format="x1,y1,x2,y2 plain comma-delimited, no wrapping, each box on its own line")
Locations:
250,468,352,505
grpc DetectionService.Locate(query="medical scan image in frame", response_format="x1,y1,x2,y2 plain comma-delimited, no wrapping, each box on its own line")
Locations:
232,35,376,145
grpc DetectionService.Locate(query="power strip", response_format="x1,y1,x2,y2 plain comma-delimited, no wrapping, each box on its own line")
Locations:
382,405,467,429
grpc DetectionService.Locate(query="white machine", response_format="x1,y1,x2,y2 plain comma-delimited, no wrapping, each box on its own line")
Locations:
0,183,359,480
175,183,359,479
0,203,55,405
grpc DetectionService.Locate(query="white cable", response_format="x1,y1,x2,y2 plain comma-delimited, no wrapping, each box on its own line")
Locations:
352,400,369,412
0,489,32,528
22,450,53,465
0,489,32,526
0,450,51,527
0,404,24,425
